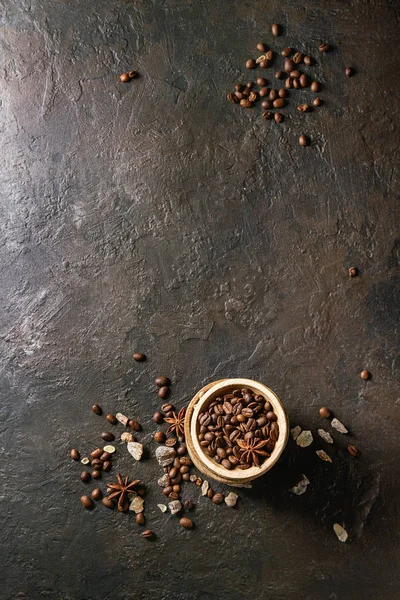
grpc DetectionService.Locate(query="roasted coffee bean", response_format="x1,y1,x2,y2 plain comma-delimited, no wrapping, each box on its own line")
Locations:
278,88,287,98
246,59,256,69
293,52,303,64
152,411,164,424
303,55,313,66
100,452,111,461
348,445,360,457
216,447,227,459
266,411,277,421
163,486,173,496
236,414,246,423
177,444,187,456
290,70,301,79
246,82,254,89
293,79,300,89
256,416,267,427
235,91,244,100
180,465,190,474
155,376,171,387
269,89,278,101
164,436,176,447
259,60,270,68
265,50,274,60
281,47,292,57
136,512,145,525
248,91,258,102
274,113,284,123
173,457,181,468
179,456,192,466
273,98,285,108
154,431,166,443
227,92,238,103
257,77,267,86
91,458,102,468
106,413,117,425
262,99,273,109
259,87,269,97
285,77,293,89
298,104,310,112
348,266,357,277
313,97,322,107
221,459,232,470
180,517,193,529
360,370,370,380
242,88,250,97
92,469,101,479
70,449,80,461
182,473,190,481
276,71,284,79
212,493,224,505
101,432,115,442
91,488,102,501
92,404,102,415
299,74,308,87
345,67,355,77
195,478,203,486
319,43,329,53
240,99,253,108
133,352,146,362
91,448,103,459
80,471,91,483
169,467,178,479
173,485,181,493
284,59,294,73
161,404,174,414
102,497,115,509
204,432,215,441
120,73,130,83
319,406,331,418
158,386,170,399
81,495,94,509
271,23,280,36
311,81,319,92
184,500,195,510
257,42,268,52
235,83,245,92
102,461,111,471
142,530,154,539
169,492,179,500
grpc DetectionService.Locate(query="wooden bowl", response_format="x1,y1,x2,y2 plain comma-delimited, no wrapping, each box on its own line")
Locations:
184,378,289,487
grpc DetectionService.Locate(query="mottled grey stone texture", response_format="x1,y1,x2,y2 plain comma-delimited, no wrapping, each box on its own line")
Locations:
1,1,399,599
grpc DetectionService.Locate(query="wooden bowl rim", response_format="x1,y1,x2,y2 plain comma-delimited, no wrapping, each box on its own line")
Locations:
188,378,289,482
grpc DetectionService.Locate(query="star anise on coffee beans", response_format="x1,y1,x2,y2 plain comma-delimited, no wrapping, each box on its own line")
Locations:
236,438,270,467
164,407,186,438
107,474,140,511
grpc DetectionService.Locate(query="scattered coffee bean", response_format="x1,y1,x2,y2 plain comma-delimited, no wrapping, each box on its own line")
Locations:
235,83,245,92
269,89,278,100
166,438,177,447
158,386,170,399
154,431,166,444
274,112,284,123
278,88,287,98
345,67,355,77
106,413,118,425
81,495,94,509
257,42,268,52
285,77,293,89
91,448,103,459
100,452,111,461
290,70,301,79
102,497,115,509
142,529,154,539
133,352,146,362
128,70,137,79
91,488,102,501
257,77,267,86
155,376,171,387
276,71,284,79
248,91,258,102
265,50,274,61
281,47,292,57
259,87,269,97
80,471,91,483
102,461,112,472
120,73,130,83
262,99,273,109
101,432,115,442
92,404,102,415
311,81,319,92
293,52,304,64
284,59,294,73
319,406,331,418
271,23,280,36
177,444,188,456
184,500,195,511
313,97,322,107
136,512,145,525
319,43,329,53
303,55,313,66
348,445,360,457
161,403,174,413
273,98,285,108
360,370,370,380
227,92,238,103
235,91,244,100
246,59,256,69
153,411,164,424
299,135,309,147
212,493,224,505
246,82,254,89
348,267,358,277
179,517,194,529
70,449,80,461
299,74,308,87
92,469,102,479
259,60,270,68
128,419,141,431
293,78,300,89
298,104,310,112
240,99,253,108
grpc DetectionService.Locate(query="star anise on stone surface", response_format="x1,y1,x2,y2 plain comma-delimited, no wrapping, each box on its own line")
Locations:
164,407,186,438
107,474,140,511
236,438,270,467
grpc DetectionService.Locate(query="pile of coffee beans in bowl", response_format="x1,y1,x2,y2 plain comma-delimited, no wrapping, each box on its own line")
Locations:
197,388,279,470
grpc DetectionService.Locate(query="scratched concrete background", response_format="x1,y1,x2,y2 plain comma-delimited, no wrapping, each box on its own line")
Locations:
1,0,399,599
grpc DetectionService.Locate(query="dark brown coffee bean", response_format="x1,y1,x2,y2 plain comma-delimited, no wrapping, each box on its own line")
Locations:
246,82,254,89
173,457,181,468
298,104,310,112
136,512,145,525
204,432,215,441
221,459,232,470
293,52,303,64
92,469,101,479
169,467,178,479
100,452,111,461
235,83,244,92
348,266,357,277
172,485,181,493
259,87,269,97
102,497,115,509
133,352,146,362
91,458,102,468
169,491,180,500
273,98,285,108
311,81,319,92
154,431,166,443
265,50,274,61
70,449,80,461
236,414,246,423
92,404,102,415
240,98,253,108
120,72,130,83
179,456,192,466
345,67,355,77
90,448,103,459
360,370,370,380
348,445,360,457
281,47,292,57
80,471,91,483
227,92,238,103
257,416,267,427
180,465,190,474
177,444,187,456
242,88,250,97
180,517,194,529
235,91,244,100
155,376,171,387
212,493,224,505
285,77,293,89
216,447,227,459
299,74,308,88
284,59,294,73
303,55,313,66
271,23,280,36
266,411,277,421
278,88,287,98
290,70,301,79
246,59,256,69
319,406,331,418
257,77,267,86
313,97,322,107
163,486,172,496
319,43,329,53
182,473,190,481
260,59,270,69
158,386,170,399
248,91,258,102
102,461,111,471
262,99,273,109
101,432,115,442
91,488,102,501
129,419,141,431
275,71,284,80
257,42,268,52
142,529,154,539
81,495,94,509
274,113,284,123
106,413,117,425
152,411,164,424
269,89,278,101
293,79,300,89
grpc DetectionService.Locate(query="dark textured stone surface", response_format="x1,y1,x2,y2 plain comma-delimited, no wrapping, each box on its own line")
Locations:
1,1,399,599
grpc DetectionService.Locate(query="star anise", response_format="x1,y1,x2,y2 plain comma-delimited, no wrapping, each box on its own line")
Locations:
164,407,186,438
107,474,140,511
236,438,270,467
